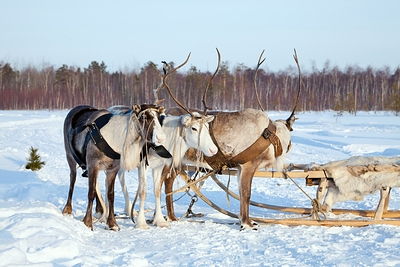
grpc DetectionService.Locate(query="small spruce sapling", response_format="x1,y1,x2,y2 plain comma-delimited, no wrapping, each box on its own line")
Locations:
26,146,45,171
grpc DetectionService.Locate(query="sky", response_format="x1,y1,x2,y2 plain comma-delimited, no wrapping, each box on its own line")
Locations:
1,1,399,73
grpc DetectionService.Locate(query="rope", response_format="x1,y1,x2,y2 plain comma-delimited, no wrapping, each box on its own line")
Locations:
282,171,326,221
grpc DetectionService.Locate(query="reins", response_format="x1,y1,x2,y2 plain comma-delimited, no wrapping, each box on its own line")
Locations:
282,171,326,221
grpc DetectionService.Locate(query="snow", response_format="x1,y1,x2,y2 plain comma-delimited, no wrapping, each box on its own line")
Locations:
0,109,400,266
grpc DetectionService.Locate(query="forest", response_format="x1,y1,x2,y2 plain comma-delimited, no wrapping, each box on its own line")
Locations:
1,58,399,115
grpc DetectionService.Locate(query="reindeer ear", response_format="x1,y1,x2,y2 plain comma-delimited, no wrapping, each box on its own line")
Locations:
158,106,165,114
133,104,141,114
180,114,192,126
276,119,293,132
204,115,214,123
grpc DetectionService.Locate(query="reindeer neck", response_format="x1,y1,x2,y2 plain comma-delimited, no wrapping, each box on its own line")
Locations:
161,116,190,168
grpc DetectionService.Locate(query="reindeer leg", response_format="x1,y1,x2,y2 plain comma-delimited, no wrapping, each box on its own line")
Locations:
152,167,169,227
136,163,150,229
82,167,98,230
62,156,77,215
238,164,258,231
118,170,132,217
164,166,179,221
374,187,390,220
94,181,106,221
316,178,328,205
384,187,392,212
106,169,120,231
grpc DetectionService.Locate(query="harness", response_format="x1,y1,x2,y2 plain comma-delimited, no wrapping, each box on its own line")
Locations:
69,107,172,177
69,113,120,176
140,142,172,166
204,118,283,171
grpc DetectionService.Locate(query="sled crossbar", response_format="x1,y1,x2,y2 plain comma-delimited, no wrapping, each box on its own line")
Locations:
185,164,332,186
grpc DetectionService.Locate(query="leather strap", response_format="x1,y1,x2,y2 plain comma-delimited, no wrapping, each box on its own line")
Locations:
204,119,283,170
69,113,120,173
86,113,121,160
230,120,283,164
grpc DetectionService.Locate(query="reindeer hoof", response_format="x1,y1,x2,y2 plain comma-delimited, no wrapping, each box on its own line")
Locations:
107,225,120,231
62,206,72,215
240,222,259,231
135,223,150,230
240,225,258,231
154,220,170,228
95,213,107,223
167,215,179,222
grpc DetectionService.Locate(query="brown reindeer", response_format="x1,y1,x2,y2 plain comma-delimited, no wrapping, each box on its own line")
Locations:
164,50,302,230
62,104,166,230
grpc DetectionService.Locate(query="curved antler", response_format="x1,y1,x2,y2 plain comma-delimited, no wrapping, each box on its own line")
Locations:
151,63,165,105
286,48,303,130
162,53,194,116
202,47,221,115
254,50,266,111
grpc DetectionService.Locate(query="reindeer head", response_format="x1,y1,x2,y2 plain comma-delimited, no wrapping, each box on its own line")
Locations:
133,104,166,146
180,112,217,157
153,52,219,158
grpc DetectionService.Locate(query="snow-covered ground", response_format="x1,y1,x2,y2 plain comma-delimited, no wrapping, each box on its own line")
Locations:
0,109,400,266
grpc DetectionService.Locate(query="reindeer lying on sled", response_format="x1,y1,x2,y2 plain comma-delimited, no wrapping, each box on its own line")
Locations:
308,155,400,220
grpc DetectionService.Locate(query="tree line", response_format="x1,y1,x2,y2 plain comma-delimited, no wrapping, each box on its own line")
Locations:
0,59,399,114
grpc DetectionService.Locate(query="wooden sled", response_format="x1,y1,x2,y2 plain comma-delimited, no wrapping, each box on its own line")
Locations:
178,164,400,227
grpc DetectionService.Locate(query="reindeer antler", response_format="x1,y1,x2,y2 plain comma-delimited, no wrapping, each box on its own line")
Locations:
290,48,302,116
254,50,266,111
151,63,165,105
162,53,194,116
286,48,303,130
202,48,221,115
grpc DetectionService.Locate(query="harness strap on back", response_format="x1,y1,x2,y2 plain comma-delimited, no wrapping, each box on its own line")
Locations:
84,113,121,160
69,113,120,176
230,119,283,164
204,119,283,171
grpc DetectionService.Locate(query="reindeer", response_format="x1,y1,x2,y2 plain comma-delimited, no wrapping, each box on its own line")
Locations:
308,156,400,219
164,49,302,230
62,104,166,231
109,53,219,229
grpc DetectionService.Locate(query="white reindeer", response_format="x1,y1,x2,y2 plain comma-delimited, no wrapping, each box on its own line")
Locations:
308,156,400,219
110,54,218,229
62,104,166,230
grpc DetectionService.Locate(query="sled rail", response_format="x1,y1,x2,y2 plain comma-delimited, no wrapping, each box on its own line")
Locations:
181,164,400,227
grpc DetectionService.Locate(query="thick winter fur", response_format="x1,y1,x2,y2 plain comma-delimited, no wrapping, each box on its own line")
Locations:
110,106,218,229
308,156,400,211
165,107,293,230
62,104,166,231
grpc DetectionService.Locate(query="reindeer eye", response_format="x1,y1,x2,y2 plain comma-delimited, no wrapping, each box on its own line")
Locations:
191,127,198,132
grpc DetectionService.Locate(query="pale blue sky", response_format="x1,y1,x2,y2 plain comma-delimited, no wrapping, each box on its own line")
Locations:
1,1,399,73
